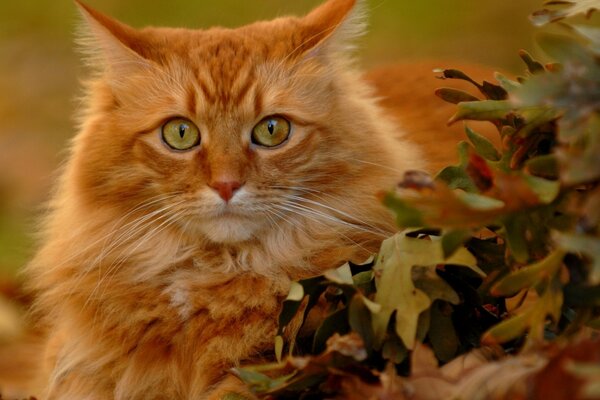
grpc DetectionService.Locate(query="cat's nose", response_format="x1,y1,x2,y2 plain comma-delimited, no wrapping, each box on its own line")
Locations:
209,181,243,202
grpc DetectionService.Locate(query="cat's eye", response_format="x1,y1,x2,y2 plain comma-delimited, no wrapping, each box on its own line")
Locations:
251,116,291,148
161,118,200,151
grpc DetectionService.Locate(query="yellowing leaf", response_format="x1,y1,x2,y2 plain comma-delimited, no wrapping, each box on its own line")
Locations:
373,232,479,350
286,282,304,301
323,263,354,285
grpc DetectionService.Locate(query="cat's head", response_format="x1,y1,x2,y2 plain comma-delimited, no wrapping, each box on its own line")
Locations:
70,0,419,246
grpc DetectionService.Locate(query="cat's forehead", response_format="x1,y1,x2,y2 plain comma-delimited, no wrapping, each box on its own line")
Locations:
134,22,315,115
139,18,304,67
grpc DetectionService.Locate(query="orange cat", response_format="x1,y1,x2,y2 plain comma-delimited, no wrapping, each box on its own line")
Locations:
16,0,494,399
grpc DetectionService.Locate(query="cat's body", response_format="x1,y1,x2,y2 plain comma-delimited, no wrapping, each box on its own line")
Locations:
9,1,493,399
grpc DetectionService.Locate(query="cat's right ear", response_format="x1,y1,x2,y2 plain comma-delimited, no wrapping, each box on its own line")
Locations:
74,1,156,75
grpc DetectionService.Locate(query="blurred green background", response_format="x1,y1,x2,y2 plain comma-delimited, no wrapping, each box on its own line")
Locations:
0,0,540,280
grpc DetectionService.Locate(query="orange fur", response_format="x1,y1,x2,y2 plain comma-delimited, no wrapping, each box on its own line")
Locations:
12,1,498,399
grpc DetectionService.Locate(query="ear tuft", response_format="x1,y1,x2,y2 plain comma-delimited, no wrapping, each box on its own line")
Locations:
299,0,367,58
75,1,153,74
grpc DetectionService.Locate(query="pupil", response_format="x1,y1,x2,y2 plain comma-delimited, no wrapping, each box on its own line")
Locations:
179,124,187,138
268,120,275,135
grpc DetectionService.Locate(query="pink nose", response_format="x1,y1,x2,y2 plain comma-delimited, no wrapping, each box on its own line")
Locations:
209,181,243,202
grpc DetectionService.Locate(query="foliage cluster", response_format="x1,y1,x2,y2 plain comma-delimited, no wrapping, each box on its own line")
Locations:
235,1,600,399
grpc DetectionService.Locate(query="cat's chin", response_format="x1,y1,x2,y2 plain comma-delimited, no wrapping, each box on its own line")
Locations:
196,215,263,244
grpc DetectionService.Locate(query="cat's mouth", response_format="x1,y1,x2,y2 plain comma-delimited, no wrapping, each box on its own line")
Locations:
196,209,266,244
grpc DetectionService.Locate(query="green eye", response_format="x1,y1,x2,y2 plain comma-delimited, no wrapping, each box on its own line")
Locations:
251,116,291,148
161,118,200,151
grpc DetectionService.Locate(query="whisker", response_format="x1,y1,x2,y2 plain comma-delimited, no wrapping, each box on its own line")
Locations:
272,204,373,255
81,202,186,313
285,194,388,235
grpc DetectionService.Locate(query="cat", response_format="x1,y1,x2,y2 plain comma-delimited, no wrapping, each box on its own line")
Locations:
14,0,495,399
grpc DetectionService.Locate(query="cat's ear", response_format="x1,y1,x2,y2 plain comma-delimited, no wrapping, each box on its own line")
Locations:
75,1,156,75
297,0,366,59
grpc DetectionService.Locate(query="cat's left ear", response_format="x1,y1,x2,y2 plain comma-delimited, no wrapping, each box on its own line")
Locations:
74,1,157,76
296,0,366,59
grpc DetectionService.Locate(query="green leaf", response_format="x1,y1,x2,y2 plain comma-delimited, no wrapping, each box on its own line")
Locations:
428,302,459,362
518,106,561,137
435,88,480,104
484,274,564,346
383,194,426,227
313,308,349,353
523,175,561,204
456,192,505,211
482,310,530,344
495,72,522,92
412,266,460,305
275,335,284,363
526,154,559,179
519,49,546,74
491,250,566,297
503,214,530,263
348,295,375,351
382,332,408,363
465,126,501,161
442,229,472,258
481,81,508,100
448,100,515,125
436,167,477,192
352,270,374,288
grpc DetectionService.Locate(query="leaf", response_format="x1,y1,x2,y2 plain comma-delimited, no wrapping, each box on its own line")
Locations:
286,282,304,301
348,295,376,351
373,233,478,350
435,88,480,104
383,194,425,228
382,333,408,364
465,126,501,161
494,72,522,92
313,308,349,353
233,367,294,394
372,234,432,350
518,49,546,74
275,335,284,363
491,250,566,297
448,100,515,125
481,81,509,101
481,311,530,345
522,175,560,204
324,263,354,285
412,266,460,305
484,274,564,346
503,214,530,263
526,154,559,179
456,192,505,211
441,229,472,258
429,302,460,362
436,68,481,87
